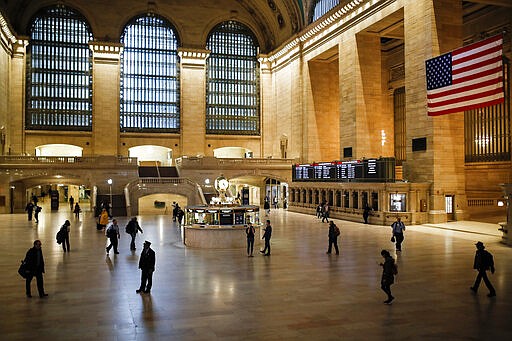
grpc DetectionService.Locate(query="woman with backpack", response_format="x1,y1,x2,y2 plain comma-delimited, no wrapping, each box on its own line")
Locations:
59,220,71,252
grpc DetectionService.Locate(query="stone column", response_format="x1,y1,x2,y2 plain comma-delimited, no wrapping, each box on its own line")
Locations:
89,42,123,156
403,0,466,223
9,39,28,155
178,48,209,157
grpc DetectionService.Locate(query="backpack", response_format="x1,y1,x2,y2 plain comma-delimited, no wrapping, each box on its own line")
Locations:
125,222,134,234
106,226,116,238
392,263,398,275
334,226,340,236
35,206,42,213
56,229,65,244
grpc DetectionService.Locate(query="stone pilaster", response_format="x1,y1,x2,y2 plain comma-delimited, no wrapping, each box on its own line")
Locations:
259,55,273,158
89,42,123,156
355,33,387,158
403,0,465,223
9,39,28,155
339,37,357,158
178,48,209,157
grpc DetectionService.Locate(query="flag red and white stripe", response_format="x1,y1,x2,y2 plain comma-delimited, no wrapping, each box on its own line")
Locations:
426,35,504,116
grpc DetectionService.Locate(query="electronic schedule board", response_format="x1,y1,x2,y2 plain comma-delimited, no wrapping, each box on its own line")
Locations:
292,157,395,183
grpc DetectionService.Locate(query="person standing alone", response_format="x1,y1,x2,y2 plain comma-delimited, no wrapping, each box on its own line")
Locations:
260,220,272,256
470,241,496,297
326,221,340,255
24,240,48,298
137,241,156,294
246,223,255,257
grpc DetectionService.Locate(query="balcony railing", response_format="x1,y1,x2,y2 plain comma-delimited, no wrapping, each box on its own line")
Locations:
0,155,138,167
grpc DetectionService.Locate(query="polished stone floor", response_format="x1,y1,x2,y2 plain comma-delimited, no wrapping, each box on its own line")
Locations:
1,207,511,340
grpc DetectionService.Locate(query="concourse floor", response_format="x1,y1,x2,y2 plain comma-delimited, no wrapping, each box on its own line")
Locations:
1,209,511,340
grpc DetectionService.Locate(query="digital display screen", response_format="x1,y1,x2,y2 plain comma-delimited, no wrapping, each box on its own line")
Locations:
292,158,395,183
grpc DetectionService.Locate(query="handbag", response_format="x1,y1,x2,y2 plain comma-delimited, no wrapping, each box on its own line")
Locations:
18,260,29,279
390,235,395,243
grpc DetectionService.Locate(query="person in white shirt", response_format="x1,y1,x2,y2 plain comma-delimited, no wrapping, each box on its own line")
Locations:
391,217,406,251
106,219,120,254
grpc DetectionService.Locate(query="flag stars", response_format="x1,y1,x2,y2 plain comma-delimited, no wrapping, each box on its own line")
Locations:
426,53,452,90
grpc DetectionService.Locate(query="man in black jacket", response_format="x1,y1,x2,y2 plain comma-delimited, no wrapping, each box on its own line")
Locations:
137,241,156,294
326,221,340,255
470,241,496,297
126,217,143,251
24,240,48,298
260,220,272,256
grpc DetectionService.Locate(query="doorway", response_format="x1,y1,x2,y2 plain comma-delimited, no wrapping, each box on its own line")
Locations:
445,195,455,221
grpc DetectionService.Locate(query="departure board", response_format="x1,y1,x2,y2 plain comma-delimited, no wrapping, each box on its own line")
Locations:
294,164,315,180
292,157,395,183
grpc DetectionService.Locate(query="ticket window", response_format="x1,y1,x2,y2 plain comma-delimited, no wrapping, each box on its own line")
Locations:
390,193,406,212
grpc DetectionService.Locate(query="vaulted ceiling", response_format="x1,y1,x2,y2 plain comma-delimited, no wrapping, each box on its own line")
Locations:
0,0,307,53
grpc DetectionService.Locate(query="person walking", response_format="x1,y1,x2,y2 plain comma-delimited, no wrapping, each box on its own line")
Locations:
470,241,496,297
264,197,271,216
379,249,396,304
136,241,156,294
69,196,74,211
322,203,330,223
24,240,48,298
363,205,371,224
60,220,71,252
105,219,120,254
34,204,42,223
326,221,340,255
126,217,143,251
316,203,323,219
172,202,178,222
73,203,81,219
246,223,256,257
25,202,34,221
260,220,272,256
391,217,406,251
98,208,109,230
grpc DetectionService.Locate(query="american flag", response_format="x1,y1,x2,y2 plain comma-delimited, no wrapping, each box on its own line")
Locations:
426,35,504,116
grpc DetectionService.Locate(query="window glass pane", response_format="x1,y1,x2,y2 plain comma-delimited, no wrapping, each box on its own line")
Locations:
26,5,93,131
120,15,180,132
464,61,510,162
206,21,259,135
310,0,340,23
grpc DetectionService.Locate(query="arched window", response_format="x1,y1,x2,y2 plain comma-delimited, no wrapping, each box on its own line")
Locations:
120,15,180,132
206,21,259,135
26,5,93,130
310,0,339,23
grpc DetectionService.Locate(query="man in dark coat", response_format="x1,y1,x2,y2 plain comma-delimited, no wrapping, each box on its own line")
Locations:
126,217,143,251
25,202,34,221
326,221,340,255
137,241,156,294
470,241,496,297
379,249,396,304
260,219,272,256
24,240,48,298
